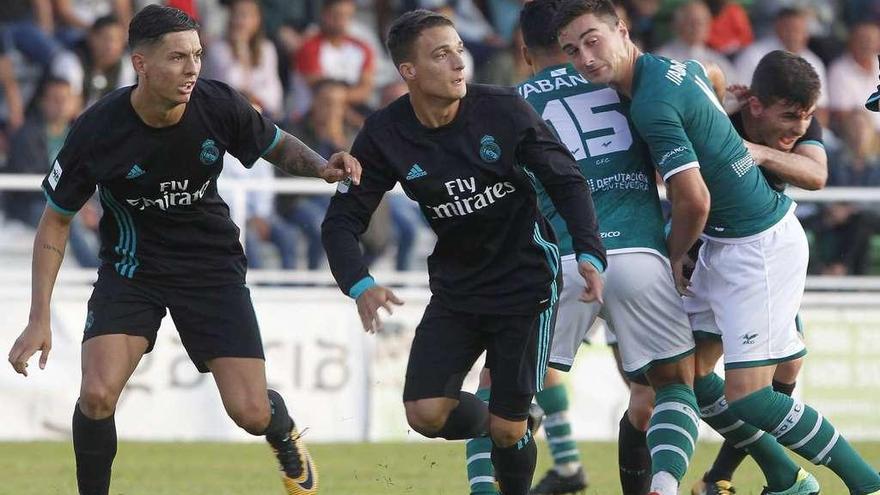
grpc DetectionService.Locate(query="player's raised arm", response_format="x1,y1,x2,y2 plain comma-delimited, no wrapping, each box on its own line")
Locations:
263,130,361,185
321,130,401,332
8,207,74,376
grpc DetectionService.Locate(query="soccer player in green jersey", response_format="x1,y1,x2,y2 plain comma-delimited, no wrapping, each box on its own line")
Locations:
464,2,700,494
693,50,828,495
555,1,880,495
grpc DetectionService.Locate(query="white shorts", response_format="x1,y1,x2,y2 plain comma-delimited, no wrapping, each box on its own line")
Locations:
549,252,695,376
684,210,808,368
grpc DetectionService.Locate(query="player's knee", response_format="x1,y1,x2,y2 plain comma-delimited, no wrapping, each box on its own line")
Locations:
488,419,526,448
628,386,654,431
227,397,271,435
404,404,448,438
79,383,120,418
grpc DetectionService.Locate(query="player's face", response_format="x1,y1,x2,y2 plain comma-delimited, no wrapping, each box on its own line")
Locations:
558,14,628,85
750,98,816,152
136,30,202,106
407,26,467,101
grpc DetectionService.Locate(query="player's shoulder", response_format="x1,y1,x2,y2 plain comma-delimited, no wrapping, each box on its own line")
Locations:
65,86,132,144
192,78,245,103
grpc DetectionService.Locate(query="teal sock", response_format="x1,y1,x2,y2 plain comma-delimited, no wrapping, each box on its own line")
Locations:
647,384,699,481
466,388,498,495
730,387,880,495
536,383,581,469
694,373,798,491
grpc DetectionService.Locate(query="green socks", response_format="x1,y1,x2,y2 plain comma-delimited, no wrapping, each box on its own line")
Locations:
536,384,581,470
466,388,498,495
647,384,700,481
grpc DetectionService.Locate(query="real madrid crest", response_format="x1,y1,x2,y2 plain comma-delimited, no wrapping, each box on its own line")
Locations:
479,135,501,163
200,138,220,165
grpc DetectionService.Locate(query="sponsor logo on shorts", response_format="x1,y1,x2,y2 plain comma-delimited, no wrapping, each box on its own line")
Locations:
741,332,758,345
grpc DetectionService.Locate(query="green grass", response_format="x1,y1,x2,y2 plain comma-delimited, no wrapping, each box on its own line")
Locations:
3,440,880,494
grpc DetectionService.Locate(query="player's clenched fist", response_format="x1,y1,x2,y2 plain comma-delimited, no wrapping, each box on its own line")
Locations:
355,285,404,334
321,151,362,186
8,322,52,376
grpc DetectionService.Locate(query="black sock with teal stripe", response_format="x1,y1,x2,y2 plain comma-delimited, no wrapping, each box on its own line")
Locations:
492,429,537,495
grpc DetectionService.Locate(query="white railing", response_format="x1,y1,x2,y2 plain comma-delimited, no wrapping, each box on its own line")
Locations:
2,173,880,289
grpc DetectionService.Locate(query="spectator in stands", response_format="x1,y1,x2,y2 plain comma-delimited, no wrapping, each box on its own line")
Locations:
0,49,25,132
828,22,880,132
805,112,880,275
0,0,61,71
279,79,358,270
735,7,829,125
620,0,662,51
3,77,76,228
294,0,375,114
257,0,317,92
50,15,134,110
52,0,132,47
657,0,735,80
220,154,299,270
704,0,753,56
204,0,284,120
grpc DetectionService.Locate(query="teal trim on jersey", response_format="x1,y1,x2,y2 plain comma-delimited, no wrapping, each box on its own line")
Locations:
348,276,376,299
100,187,139,279
797,139,824,149
577,253,605,273
692,330,722,341
625,347,696,379
724,348,808,370
42,187,77,216
260,126,282,157
532,222,560,391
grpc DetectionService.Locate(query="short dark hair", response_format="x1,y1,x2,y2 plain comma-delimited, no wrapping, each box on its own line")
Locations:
128,5,200,50
520,0,564,51
751,50,821,109
322,0,354,10
553,0,619,35
386,9,454,67
90,14,122,33
774,6,807,22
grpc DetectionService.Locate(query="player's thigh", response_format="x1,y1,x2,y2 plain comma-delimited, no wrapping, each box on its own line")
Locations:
81,334,150,406
603,252,695,378
710,217,808,368
548,256,601,372
167,283,265,374
403,300,485,403
485,304,555,422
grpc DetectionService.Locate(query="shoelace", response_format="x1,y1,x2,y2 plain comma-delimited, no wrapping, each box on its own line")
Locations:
274,428,310,479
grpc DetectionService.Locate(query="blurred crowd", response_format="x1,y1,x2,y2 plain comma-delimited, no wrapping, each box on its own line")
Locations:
1,0,880,275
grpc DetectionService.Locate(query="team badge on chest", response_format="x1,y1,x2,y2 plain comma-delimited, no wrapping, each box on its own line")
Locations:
200,139,220,165
479,135,501,163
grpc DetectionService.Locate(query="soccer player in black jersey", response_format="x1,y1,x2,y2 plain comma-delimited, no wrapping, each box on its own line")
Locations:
6,6,360,495
321,10,606,495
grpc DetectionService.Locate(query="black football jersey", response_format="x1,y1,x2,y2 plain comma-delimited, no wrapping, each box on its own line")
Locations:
322,84,606,315
42,79,279,286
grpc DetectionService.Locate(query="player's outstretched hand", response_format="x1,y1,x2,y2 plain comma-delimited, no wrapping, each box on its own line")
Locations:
577,261,604,304
671,259,693,296
356,285,404,334
8,322,52,377
322,151,362,186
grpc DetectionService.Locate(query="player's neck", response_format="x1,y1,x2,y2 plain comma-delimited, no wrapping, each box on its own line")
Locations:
609,43,642,98
130,85,187,128
410,91,461,129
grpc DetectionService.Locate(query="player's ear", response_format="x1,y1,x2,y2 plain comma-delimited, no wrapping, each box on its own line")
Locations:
399,62,416,81
747,95,764,116
521,45,533,69
131,52,147,77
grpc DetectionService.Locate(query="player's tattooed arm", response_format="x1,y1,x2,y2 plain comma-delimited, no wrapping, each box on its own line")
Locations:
265,131,362,185
41,243,64,259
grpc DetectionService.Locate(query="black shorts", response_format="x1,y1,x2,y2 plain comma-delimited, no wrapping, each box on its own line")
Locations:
402,298,556,422
84,268,264,372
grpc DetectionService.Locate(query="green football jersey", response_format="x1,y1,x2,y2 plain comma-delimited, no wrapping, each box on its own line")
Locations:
517,64,667,257
630,54,792,238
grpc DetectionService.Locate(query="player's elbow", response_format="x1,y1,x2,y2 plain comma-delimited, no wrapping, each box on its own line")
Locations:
804,167,827,190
